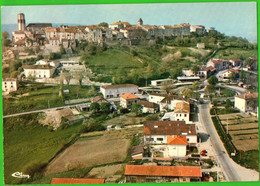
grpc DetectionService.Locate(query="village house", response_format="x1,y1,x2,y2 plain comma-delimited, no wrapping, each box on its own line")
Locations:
190,25,206,35
35,59,60,69
234,92,258,114
143,121,197,158
100,84,139,98
206,59,230,71
139,100,159,113
196,43,205,49
2,78,18,93
109,20,131,30
162,101,191,124
182,66,210,78
124,165,202,183
51,178,105,184
23,65,55,78
221,69,239,81
91,96,108,104
229,59,243,67
120,93,139,108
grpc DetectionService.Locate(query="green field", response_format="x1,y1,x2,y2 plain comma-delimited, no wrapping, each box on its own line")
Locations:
3,113,82,184
3,83,97,115
87,49,144,75
214,48,257,60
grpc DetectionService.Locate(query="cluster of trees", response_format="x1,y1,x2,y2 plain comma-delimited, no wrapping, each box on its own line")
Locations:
89,102,111,114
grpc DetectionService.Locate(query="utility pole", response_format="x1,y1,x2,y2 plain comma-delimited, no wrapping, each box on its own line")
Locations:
227,118,228,134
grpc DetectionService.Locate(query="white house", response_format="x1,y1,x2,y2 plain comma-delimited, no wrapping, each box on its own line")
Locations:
162,101,191,124
2,78,18,93
35,59,60,69
148,93,167,104
139,100,159,113
143,121,197,158
23,65,55,78
234,93,258,114
120,93,139,108
151,79,174,86
100,84,139,99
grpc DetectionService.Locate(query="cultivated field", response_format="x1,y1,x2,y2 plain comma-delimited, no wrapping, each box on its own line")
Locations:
218,113,259,151
45,127,142,175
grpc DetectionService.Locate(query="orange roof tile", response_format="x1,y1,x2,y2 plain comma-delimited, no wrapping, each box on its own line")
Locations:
120,93,138,100
51,178,105,184
167,136,187,145
125,165,202,177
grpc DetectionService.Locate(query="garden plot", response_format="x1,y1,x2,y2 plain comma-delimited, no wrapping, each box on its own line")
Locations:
87,164,125,183
218,113,259,151
45,127,142,175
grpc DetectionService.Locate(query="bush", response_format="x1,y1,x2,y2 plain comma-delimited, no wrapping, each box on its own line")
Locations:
23,161,47,178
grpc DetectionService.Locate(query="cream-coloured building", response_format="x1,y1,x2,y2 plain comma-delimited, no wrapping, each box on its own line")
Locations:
120,93,139,108
100,84,139,98
2,78,18,93
234,93,258,113
23,65,55,78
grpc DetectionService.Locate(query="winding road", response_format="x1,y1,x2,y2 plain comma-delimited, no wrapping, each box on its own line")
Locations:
198,102,259,181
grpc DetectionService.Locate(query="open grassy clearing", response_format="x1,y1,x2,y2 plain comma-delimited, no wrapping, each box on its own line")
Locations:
3,84,97,115
44,127,143,175
87,49,144,75
214,48,258,60
102,112,147,127
3,113,83,184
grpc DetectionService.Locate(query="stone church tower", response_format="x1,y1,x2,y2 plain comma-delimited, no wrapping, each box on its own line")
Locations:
138,18,143,26
17,13,26,31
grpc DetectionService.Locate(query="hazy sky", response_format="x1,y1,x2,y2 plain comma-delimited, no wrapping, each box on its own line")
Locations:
1,2,258,42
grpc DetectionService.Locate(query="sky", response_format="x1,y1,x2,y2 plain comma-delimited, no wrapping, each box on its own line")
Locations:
1,2,258,42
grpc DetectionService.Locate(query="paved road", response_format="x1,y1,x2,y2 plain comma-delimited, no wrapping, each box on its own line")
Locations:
3,103,91,119
198,102,241,181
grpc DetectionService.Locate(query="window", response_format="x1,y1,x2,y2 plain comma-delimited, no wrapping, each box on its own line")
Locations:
157,138,163,141
180,114,182,117
184,114,187,117
176,114,178,116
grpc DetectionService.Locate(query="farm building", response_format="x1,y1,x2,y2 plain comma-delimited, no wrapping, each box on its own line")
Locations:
23,65,55,78
100,84,139,98
151,79,174,86
124,165,202,183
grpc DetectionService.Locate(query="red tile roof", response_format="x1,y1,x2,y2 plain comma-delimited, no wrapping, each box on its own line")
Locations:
125,165,202,177
139,100,159,108
144,121,196,136
51,178,105,184
167,136,188,145
120,93,139,100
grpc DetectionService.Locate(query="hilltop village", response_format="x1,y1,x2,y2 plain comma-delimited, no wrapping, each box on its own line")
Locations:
2,13,259,184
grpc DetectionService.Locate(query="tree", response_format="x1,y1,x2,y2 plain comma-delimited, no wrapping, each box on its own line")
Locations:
130,49,138,56
100,102,111,113
98,22,109,28
191,66,199,75
180,88,193,98
2,31,11,47
61,70,72,86
225,99,233,109
207,76,218,86
230,72,237,82
73,71,84,86
192,81,200,99
10,71,19,78
90,102,100,113
131,103,142,116
60,46,66,54
205,85,216,101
